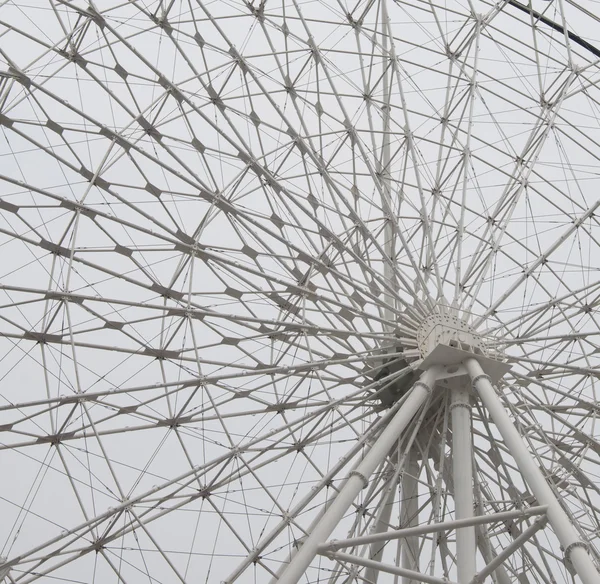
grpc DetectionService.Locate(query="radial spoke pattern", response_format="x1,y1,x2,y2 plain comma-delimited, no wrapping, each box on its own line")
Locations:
0,1,599,583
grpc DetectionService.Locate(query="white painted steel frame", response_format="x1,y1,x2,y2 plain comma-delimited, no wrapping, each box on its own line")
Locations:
0,1,599,583
466,358,599,584
318,505,549,551
401,447,421,584
274,357,600,584
277,367,439,584
450,386,476,583
469,516,549,584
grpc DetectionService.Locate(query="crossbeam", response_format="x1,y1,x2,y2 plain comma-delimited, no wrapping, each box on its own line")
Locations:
318,505,548,551
469,516,549,584
319,550,459,584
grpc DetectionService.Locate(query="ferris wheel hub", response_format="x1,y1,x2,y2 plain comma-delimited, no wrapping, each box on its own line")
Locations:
416,310,482,358
416,309,510,384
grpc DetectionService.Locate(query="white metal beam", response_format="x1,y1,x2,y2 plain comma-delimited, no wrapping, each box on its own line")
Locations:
465,357,600,584
364,464,398,584
321,550,458,584
451,385,476,582
276,367,439,584
469,516,549,584
401,446,420,584
318,505,548,551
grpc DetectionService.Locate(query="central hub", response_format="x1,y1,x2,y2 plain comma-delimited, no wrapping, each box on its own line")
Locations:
416,311,482,359
416,307,510,383
368,306,510,408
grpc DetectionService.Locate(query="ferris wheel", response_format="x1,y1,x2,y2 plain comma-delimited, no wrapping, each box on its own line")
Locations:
0,0,599,583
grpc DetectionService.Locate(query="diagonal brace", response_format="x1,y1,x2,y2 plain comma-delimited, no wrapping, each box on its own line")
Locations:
318,505,548,551
320,550,458,584
276,367,440,584
470,516,548,584
465,357,600,584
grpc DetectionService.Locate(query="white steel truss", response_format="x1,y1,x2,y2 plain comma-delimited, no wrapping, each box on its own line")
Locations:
0,1,599,583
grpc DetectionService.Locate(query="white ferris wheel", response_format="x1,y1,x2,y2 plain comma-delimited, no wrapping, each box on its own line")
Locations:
0,1,599,583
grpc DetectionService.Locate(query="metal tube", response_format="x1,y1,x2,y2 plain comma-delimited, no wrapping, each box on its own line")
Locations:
276,368,439,584
380,0,395,326
366,387,435,584
318,505,548,551
320,550,458,584
0,559,9,582
450,385,476,582
465,357,600,584
364,474,396,584
473,475,513,584
266,455,366,584
470,516,548,584
401,446,420,584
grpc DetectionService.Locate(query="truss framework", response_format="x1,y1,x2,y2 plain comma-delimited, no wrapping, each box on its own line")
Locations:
0,0,599,583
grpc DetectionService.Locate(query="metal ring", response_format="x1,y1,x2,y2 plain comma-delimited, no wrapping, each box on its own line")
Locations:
449,401,471,413
471,373,492,387
414,381,433,394
564,540,590,561
348,470,369,489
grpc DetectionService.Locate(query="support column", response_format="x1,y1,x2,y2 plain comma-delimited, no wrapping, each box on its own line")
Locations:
401,446,420,584
450,385,476,583
464,358,599,584
473,476,512,584
364,474,396,584
277,367,439,584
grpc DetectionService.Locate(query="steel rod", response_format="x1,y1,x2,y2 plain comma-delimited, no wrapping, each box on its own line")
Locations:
401,446,420,584
465,357,600,584
451,385,476,582
276,367,439,584
469,516,549,584
473,475,513,584
320,550,458,584
318,505,548,551
365,472,396,584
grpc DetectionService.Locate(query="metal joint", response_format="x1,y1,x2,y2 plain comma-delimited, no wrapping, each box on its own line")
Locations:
293,536,306,549
414,381,433,394
449,401,471,413
348,470,369,489
471,373,491,387
564,540,590,561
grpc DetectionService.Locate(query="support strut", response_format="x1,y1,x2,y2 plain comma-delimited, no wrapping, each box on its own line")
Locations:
401,446,420,583
276,367,439,584
450,385,476,582
465,358,600,584
364,471,396,584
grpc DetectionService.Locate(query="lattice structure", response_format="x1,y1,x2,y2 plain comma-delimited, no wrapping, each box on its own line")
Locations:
0,1,599,584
